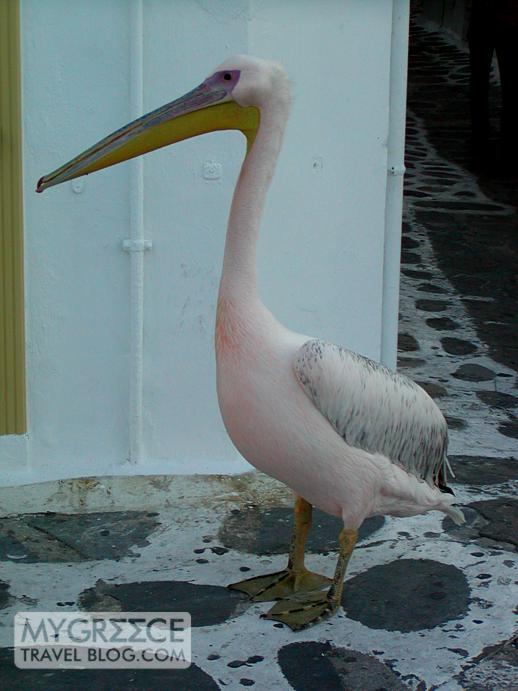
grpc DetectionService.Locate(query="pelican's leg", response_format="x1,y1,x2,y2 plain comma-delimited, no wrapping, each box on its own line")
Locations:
264,527,358,630
228,495,331,602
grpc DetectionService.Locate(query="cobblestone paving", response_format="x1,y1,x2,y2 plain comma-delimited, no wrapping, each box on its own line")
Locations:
400,22,518,467
0,17,517,691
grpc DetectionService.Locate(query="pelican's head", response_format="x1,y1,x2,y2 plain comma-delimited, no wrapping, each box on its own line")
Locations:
36,55,289,193
216,55,290,110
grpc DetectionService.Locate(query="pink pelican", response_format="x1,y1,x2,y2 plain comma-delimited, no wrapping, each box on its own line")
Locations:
37,56,464,630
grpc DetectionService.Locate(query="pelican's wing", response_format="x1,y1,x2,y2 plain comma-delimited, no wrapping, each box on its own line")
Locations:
294,339,449,486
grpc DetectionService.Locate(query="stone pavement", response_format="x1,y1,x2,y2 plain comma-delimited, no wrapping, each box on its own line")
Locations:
0,17,517,691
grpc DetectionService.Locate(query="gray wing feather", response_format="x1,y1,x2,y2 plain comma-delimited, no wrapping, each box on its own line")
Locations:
294,339,449,485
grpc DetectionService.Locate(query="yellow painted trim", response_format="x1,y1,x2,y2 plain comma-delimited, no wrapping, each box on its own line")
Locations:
0,0,26,434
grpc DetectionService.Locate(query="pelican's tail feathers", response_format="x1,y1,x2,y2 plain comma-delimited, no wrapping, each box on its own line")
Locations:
444,504,466,526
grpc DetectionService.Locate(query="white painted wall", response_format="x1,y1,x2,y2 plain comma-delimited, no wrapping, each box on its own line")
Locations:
0,0,408,486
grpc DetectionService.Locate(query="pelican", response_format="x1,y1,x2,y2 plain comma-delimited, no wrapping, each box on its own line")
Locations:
37,56,464,630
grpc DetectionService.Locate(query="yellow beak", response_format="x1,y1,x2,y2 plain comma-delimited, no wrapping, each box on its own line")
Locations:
37,75,259,193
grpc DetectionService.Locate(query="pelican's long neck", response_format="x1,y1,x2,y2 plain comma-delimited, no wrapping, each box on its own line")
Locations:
218,99,289,306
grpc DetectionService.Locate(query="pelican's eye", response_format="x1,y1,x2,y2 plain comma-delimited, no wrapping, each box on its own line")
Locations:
223,72,232,81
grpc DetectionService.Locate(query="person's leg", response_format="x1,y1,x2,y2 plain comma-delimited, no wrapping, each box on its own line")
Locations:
468,2,495,157
495,28,518,165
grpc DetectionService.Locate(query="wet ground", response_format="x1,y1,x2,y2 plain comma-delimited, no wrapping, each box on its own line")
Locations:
0,17,517,691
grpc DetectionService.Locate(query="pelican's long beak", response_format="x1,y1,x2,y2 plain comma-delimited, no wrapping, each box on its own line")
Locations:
37,71,259,193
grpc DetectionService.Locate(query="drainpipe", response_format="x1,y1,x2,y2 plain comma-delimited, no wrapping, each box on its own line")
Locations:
123,0,150,464
381,0,410,370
